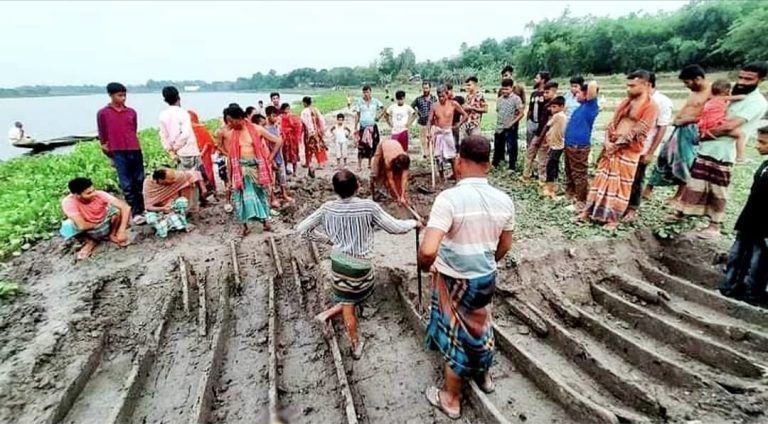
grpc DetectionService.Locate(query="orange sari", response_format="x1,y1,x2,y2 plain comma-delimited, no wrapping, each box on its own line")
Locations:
188,110,216,188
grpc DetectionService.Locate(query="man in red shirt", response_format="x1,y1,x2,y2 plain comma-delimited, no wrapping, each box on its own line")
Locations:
97,82,146,224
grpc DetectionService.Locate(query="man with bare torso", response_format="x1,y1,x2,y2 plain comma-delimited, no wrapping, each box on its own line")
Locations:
644,64,710,202
428,86,469,180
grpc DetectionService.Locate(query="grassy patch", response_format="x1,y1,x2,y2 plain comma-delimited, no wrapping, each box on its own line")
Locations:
0,130,171,257
293,90,349,114
488,142,763,242
0,280,20,300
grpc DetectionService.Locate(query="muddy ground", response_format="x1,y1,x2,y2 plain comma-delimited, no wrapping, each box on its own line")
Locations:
2,120,767,423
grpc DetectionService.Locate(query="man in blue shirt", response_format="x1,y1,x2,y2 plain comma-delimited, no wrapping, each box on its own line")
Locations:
564,80,600,209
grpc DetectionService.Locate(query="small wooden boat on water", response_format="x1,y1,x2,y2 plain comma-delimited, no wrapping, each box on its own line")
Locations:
12,134,98,152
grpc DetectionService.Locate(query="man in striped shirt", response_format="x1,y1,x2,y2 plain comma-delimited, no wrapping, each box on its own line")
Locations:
418,135,515,419
297,169,420,359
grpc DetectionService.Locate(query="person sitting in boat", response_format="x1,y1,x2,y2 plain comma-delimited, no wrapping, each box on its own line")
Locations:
8,121,34,146
59,177,132,260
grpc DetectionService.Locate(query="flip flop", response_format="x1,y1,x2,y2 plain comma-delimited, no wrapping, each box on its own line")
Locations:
425,385,461,420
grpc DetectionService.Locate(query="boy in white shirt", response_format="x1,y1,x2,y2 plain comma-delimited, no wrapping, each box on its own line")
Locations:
330,113,352,169
385,90,415,153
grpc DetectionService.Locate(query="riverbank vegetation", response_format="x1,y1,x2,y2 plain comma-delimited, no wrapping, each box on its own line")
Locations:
0,132,170,257
3,0,765,99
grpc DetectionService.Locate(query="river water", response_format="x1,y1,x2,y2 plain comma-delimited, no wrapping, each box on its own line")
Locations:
0,91,305,160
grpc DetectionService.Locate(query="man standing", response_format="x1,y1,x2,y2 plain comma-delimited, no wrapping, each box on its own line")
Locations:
300,96,328,177
216,105,283,236
501,65,514,81
564,80,600,210
354,85,384,171
463,76,488,138
384,90,415,153
644,65,710,202
526,71,551,148
280,103,303,176
675,62,768,239
719,126,768,305
578,71,658,231
409,81,437,159
270,92,281,112
428,86,469,181
565,76,585,117
300,170,419,360
97,82,146,225
492,79,523,171
419,135,515,419
623,73,673,222
523,81,559,182
159,86,201,173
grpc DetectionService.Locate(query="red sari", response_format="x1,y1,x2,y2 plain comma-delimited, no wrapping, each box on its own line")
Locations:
280,113,302,164
188,110,216,189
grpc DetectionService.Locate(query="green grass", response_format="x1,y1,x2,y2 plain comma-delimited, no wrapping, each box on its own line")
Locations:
292,90,349,114
0,280,20,300
0,130,171,257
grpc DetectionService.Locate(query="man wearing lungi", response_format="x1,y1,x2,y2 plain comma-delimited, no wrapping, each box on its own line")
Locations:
428,86,468,181
298,170,419,360
418,135,515,419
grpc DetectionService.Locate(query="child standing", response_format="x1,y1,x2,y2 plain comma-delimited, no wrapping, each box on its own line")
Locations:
544,96,568,198
330,113,352,169
384,90,415,153
263,107,293,206
698,79,747,162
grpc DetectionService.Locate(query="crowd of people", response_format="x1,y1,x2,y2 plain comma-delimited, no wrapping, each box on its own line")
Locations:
55,61,768,420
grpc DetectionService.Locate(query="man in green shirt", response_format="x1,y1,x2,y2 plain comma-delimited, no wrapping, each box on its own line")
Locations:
677,62,768,238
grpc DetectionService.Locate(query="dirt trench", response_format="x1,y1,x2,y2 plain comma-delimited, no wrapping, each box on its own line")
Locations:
1,169,767,424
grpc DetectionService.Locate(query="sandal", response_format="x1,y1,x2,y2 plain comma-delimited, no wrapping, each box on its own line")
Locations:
425,385,461,419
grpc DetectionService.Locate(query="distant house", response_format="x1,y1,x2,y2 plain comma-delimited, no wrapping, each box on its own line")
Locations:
183,85,201,92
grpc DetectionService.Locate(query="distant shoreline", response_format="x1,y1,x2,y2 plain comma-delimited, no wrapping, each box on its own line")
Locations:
0,87,337,100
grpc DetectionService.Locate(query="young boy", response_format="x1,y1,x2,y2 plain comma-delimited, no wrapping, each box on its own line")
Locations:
330,113,352,169
263,107,293,206
543,96,568,198
524,81,559,182
718,126,768,305
385,90,415,153
698,79,747,162
97,82,146,225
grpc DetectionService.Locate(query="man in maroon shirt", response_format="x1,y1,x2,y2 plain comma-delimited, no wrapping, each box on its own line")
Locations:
97,82,146,224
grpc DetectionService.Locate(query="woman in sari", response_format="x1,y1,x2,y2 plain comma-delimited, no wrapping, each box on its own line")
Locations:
579,71,658,231
217,105,283,236
188,110,216,192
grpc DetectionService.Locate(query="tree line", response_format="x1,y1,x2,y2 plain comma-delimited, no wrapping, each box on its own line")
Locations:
1,0,764,98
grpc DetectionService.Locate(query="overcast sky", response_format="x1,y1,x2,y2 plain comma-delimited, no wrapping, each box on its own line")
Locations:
0,0,687,87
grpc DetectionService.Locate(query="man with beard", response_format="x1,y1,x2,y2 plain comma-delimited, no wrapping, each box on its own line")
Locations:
269,92,282,114
674,62,768,239
578,70,658,231
644,65,710,203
